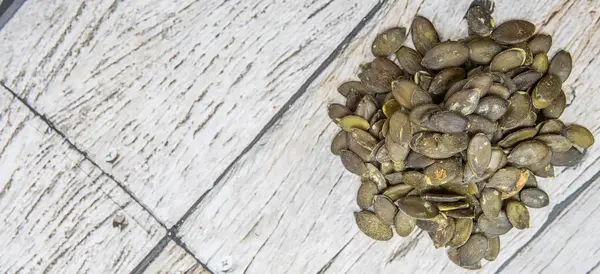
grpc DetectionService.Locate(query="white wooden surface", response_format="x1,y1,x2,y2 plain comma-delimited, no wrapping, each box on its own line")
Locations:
0,87,165,273
176,0,600,273
0,0,379,226
143,241,210,274
1,0,599,273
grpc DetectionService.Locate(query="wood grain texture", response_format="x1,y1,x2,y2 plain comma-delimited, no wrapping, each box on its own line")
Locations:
143,241,211,274
0,88,164,273
177,0,600,273
0,0,380,226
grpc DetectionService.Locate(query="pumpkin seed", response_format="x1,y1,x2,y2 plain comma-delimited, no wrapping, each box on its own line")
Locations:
337,115,370,132
446,208,476,219
410,132,469,159
411,16,440,55
359,57,403,93
417,213,451,232
429,67,467,96
397,196,440,220
387,111,411,143
409,104,440,125
386,137,410,163
528,34,552,55
350,128,379,151
340,150,367,175
448,218,473,248
421,110,469,134
382,99,401,118
327,103,352,120
402,171,430,189
532,53,549,73
405,151,436,169
513,70,543,90
468,37,503,64
436,201,470,211
535,134,573,153
463,73,494,96
467,133,492,176
481,188,502,218
475,96,509,121
424,158,463,185
370,119,386,139
532,74,562,109
415,71,433,90
446,88,481,116
348,133,375,162
445,79,468,101
355,95,378,121
396,46,425,75
448,248,482,270
466,5,494,36
346,90,361,111
421,193,466,203
484,236,500,261
487,167,529,196
538,119,564,134
392,79,433,109
338,81,370,97
499,92,533,130
372,27,407,57
498,127,538,148
331,131,348,155
373,195,398,225
357,180,379,209
380,161,395,175
467,114,498,135
394,209,417,237
491,20,535,44
505,200,530,229
486,83,511,99
478,210,513,235
551,147,583,166
542,90,566,119
490,48,527,72
564,124,595,148
429,217,455,248
364,163,388,191
354,211,393,241
383,184,414,201
422,41,470,70
548,50,572,82
520,188,550,208
458,234,488,265
508,140,550,166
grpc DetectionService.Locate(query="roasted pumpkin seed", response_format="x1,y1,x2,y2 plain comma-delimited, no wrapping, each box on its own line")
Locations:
421,110,469,134
508,140,550,166
382,99,401,118
498,127,538,148
338,81,370,97
505,200,530,229
531,53,549,73
357,179,379,209
551,147,583,166
429,67,467,96
458,234,488,265
491,20,535,44
331,131,349,155
542,90,566,119
422,193,466,203
340,150,367,175
445,88,481,116
373,195,398,225
405,151,436,169
475,96,509,121
354,211,393,241
372,27,407,57
396,46,425,75
411,16,440,55
467,114,498,135
467,133,492,176
359,57,403,93
448,248,482,270
487,167,529,196
478,211,513,235
392,79,433,109
490,48,527,73
548,50,572,83
394,209,417,237
532,74,562,109
429,217,455,248
535,134,573,153
484,236,500,261
468,38,503,64
564,124,595,148
424,158,463,185
481,188,502,218
383,184,414,201
422,41,470,70
513,70,543,90
355,95,378,121
410,132,469,159
466,5,494,36
528,34,552,55
417,213,450,232
519,188,550,208
397,196,439,220
337,115,370,132
448,218,473,248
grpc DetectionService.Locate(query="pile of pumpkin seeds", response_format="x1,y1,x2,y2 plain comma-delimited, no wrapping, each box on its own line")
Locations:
328,3,595,270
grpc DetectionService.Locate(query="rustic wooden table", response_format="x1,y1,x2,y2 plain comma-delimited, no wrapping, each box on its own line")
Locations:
0,0,598,273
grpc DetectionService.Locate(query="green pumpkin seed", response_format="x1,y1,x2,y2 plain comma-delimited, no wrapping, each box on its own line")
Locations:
410,132,469,159
338,81,370,97
422,110,469,134
535,134,573,152
327,103,352,120
350,128,379,151
373,195,398,225
487,167,529,196
372,27,407,57
475,96,509,121
532,53,549,73
392,79,433,109
429,217,455,248
548,50,572,82
551,147,583,166
429,67,467,96
520,187,550,208
411,16,440,55
359,57,403,93
375,143,391,163
448,248,482,270
355,95,378,121
466,5,494,36
331,131,348,155
383,172,402,184
446,88,481,116
458,234,488,265
467,114,498,135
467,133,492,176
348,133,374,162
478,211,513,235
405,151,436,169
380,161,395,175
532,74,562,109
538,119,564,134
394,209,417,237
383,184,414,201
564,124,595,148
531,163,555,178
397,196,440,220
421,193,466,203
357,180,379,209
396,46,425,75
354,211,393,241
386,137,410,163
513,70,543,90
415,71,433,90
498,127,538,148
387,111,411,144
364,163,388,191
505,200,530,229
337,115,370,132
422,41,470,70
436,201,470,211
514,42,533,66
491,20,535,44
346,90,361,111
445,208,476,219
424,158,463,185
402,171,430,189
417,213,451,232
484,236,500,261
370,119,386,140
481,188,502,218
542,90,566,119
499,92,533,130
468,37,503,64
409,104,440,125
382,99,402,118
528,34,552,55
444,79,468,101
508,140,550,166
340,150,367,175
448,218,473,248
463,73,494,96
490,48,527,72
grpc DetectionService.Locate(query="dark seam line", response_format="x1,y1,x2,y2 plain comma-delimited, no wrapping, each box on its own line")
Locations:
172,235,216,274
1,82,168,230
0,0,26,31
494,166,600,274
129,235,170,274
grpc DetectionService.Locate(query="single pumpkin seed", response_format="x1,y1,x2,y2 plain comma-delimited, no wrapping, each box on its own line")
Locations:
373,195,398,225
388,111,411,144
448,248,482,270
475,96,509,121
364,163,388,191
513,70,543,90
538,119,564,134
486,83,511,99
375,142,391,163
531,163,555,178
458,234,488,265
415,71,433,90
535,134,573,153
397,196,440,220
357,180,379,209
424,158,463,185
409,104,440,125
467,114,498,135
331,131,348,155
446,88,481,116
463,73,494,96
411,16,440,55
396,46,425,75
338,81,370,97
491,20,535,44
359,57,403,93
422,41,470,70
466,5,494,36
372,27,407,57
445,79,468,102
417,213,451,232
481,188,502,218
548,50,572,83
532,74,562,109
422,193,466,203
477,210,513,235
340,150,367,175
514,42,533,66
520,188,550,208
498,127,538,147
386,137,411,163
529,34,552,55
354,211,393,241
490,48,527,73
499,92,533,130
355,95,379,121
468,37,503,64
505,200,530,229
564,124,595,148
380,161,395,175
328,103,352,120
484,236,500,261
383,184,414,201
337,115,370,132
370,119,386,139
532,53,549,73
542,90,566,119
402,171,431,189
350,128,379,151
348,133,374,162
405,151,436,169
422,110,470,133
382,99,402,117
394,209,417,237
429,67,467,96
410,132,469,159
487,167,529,195
551,147,583,166
392,79,433,109
508,140,550,166
346,90,361,111
448,218,473,248
468,133,492,176
429,217,455,248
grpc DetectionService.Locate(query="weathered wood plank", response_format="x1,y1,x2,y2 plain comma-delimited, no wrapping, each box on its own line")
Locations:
143,240,211,274
177,0,600,273
0,87,164,273
0,0,380,225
